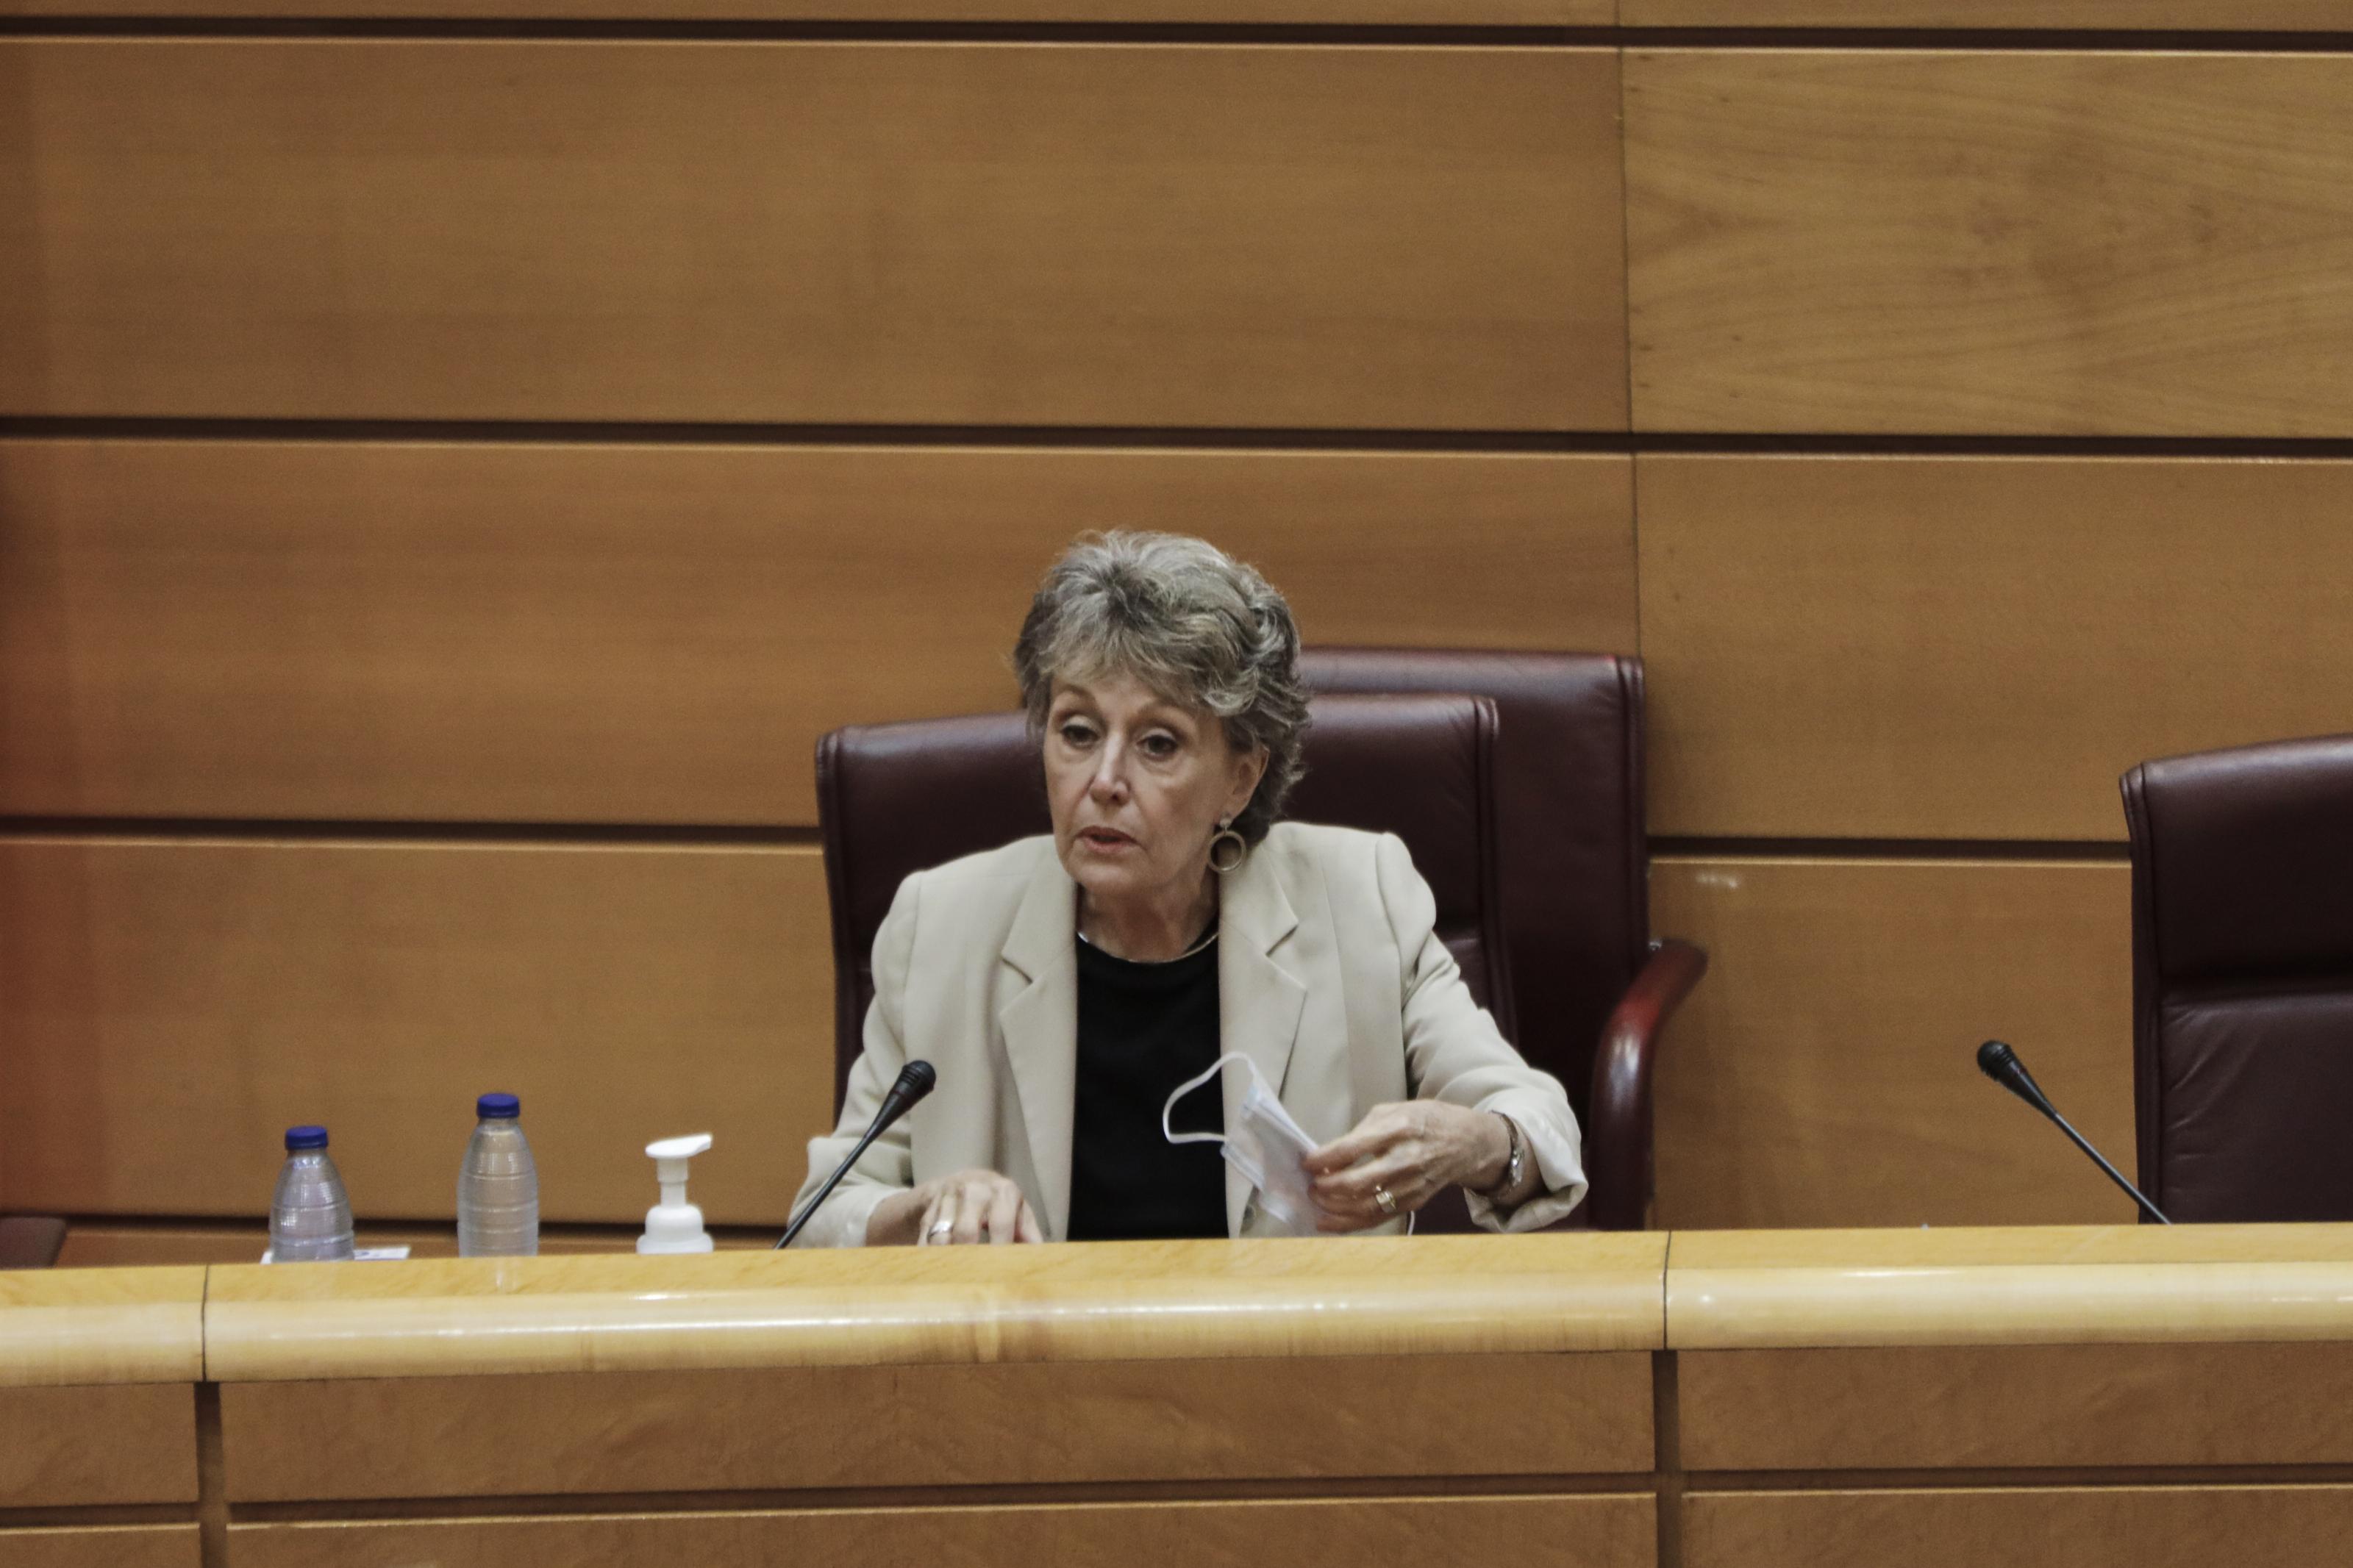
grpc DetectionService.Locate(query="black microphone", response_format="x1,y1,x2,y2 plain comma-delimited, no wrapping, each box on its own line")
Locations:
774,1060,938,1250
1975,1039,2169,1224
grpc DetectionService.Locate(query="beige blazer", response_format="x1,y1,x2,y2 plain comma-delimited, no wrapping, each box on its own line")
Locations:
789,821,1587,1247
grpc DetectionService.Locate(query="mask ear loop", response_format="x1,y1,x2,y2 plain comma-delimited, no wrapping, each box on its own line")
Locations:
1165,1055,1399,1234
1162,1051,1255,1146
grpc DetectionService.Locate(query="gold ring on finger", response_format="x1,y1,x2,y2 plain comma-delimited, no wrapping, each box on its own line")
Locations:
1374,1185,1398,1217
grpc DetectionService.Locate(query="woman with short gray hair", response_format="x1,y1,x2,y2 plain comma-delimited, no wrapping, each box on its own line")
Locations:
790,531,1585,1246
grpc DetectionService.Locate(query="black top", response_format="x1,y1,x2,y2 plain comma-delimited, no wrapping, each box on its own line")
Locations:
1064,928,1229,1242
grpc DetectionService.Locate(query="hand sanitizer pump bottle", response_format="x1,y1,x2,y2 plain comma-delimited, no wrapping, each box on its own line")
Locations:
638,1134,715,1254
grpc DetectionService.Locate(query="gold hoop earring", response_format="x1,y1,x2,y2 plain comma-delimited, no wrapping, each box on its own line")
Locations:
1207,821,1247,875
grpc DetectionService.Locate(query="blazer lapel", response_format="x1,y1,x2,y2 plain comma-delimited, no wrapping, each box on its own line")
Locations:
997,845,1079,1242
1217,848,1308,1236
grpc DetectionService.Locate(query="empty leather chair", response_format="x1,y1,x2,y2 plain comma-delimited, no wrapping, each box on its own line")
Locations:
818,649,1704,1231
0,1214,68,1270
2123,734,2353,1222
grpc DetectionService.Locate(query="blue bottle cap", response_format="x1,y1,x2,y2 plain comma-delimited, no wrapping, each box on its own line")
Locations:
285,1125,329,1150
476,1092,521,1120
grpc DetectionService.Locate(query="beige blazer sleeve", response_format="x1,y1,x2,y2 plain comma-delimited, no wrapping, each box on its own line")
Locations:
1376,832,1590,1231
785,872,921,1248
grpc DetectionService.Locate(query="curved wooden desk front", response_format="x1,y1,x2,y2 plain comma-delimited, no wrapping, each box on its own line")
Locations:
10,1228,2353,1567
211,1234,1665,1567
1668,1226,2353,1568
0,1267,205,1567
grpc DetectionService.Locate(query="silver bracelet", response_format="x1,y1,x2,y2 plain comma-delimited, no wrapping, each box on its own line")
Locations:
1489,1114,1526,1198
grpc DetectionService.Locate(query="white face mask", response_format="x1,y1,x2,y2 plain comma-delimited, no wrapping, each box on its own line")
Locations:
1162,1053,1324,1236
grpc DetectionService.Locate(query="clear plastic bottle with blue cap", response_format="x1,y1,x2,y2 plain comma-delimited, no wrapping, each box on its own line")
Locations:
270,1125,356,1262
457,1092,539,1258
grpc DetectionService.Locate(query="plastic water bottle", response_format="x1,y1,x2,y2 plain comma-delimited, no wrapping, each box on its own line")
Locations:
270,1125,355,1262
457,1092,539,1258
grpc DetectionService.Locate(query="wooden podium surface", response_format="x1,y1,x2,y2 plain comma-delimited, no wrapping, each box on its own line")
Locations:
10,1227,2353,1567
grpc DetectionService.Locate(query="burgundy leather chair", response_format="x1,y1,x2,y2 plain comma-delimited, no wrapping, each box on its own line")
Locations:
0,1215,68,1270
2123,734,2353,1222
818,649,1705,1231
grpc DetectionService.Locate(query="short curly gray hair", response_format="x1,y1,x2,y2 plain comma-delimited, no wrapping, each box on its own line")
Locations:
1014,531,1309,845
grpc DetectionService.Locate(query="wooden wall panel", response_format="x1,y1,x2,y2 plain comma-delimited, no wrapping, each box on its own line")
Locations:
1649,857,2134,1231
0,838,832,1225
0,1383,196,1506
221,1353,1653,1500
230,1496,1656,1568
1637,457,2353,841
0,1528,199,1568
0,41,1624,432
1626,51,2353,436
1627,0,2353,23
1680,1343,2353,1472
0,443,1633,827
52,1226,281,1270
1685,1487,2353,1568
1,0,1615,18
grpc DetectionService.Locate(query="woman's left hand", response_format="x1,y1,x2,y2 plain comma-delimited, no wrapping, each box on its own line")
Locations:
1302,1101,1511,1231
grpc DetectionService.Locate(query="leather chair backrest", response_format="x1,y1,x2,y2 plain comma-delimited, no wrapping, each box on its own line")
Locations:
819,691,1513,1115
2123,734,2353,1222
1297,649,1650,1127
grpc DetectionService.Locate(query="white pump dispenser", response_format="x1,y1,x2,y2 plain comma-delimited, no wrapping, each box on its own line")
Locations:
637,1134,715,1254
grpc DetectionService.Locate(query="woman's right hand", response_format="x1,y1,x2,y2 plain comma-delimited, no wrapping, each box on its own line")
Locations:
868,1169,1043,1246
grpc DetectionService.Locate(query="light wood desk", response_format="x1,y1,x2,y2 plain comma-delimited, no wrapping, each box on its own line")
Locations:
1668,1226,2353,1568
207,1234,1664,1566
9,1228,2353,1566
0,1266,205,1567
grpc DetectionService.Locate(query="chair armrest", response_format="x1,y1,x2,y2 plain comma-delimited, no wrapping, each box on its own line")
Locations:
1584,939,1709,1232
0,1214,68,1270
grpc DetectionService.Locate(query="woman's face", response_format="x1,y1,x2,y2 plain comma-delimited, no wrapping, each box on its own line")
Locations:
1044,671,1268,914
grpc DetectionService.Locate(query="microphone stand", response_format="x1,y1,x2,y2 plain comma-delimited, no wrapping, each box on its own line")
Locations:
1977,1039,2170,1224
775,1060,936,1250
2032,1095,2169,1225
